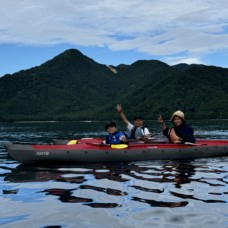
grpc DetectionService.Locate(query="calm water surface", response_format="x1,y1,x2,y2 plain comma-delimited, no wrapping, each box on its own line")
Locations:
0,120,228,228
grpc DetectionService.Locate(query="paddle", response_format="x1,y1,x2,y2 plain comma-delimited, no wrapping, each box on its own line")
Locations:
86,142,128,149
67,138,204,147
67,140,78,145
184,142,207,146
125,135,169,144
111,144,128,149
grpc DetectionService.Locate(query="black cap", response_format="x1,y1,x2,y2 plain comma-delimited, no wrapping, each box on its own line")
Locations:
105,121,116,130
134,115,143,120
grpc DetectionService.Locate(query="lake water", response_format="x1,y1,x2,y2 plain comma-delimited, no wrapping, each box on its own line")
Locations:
1,120,228,228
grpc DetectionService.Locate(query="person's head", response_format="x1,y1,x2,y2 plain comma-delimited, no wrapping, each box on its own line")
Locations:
134,115,144,127
170,110,185,126
105,122,117,134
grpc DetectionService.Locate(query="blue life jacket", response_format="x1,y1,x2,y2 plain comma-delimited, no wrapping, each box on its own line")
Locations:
105,131,125,144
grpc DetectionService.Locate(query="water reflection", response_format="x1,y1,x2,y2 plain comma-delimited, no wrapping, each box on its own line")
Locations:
1,121,228,227
170,163,195,188
40,187,122,208
4,160,228,209
4,162,197,187
132,196,188,208
41,188,93,203
170,191,226,203
46,188,120,209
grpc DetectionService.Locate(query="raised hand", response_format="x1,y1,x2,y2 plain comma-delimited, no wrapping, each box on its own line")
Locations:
116,104,122,112
158,114,164,124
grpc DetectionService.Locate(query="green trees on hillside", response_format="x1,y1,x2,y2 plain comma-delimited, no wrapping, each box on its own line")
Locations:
0,49,227,121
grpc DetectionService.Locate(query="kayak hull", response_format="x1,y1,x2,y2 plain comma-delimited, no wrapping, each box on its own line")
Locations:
5,139,228,164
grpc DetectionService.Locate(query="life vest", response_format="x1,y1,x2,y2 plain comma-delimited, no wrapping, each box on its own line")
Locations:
130,126,145,139
106,131,125,144
168,128,180,143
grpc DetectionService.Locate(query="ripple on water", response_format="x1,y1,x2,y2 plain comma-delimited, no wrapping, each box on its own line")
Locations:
1,121,228,227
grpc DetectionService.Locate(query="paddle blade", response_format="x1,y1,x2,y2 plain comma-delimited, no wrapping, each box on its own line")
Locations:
184,142,207,146
111,144,128,149
67,140,78,145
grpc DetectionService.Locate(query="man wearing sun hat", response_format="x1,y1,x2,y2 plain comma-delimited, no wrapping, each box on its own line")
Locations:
116,104,151,139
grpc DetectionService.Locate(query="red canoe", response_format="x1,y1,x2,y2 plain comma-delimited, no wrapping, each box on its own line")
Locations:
5,138,228,164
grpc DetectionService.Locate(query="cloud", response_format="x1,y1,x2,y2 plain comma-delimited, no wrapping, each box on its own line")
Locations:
165,57,203,66
0,0,228,61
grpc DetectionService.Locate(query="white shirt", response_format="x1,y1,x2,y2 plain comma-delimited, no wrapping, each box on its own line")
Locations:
127,122,150,138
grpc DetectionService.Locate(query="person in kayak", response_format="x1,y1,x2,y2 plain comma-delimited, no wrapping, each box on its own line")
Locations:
104,121,127,145
116,104,151,139
158,110,195,144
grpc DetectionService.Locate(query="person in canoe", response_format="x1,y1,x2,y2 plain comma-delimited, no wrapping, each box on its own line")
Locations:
158,110,195,144
104,121,127,145
116,104,151,139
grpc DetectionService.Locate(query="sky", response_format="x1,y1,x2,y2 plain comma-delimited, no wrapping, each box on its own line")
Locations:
0,0,228,77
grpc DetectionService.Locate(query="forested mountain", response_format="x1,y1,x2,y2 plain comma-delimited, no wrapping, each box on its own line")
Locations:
0,49,227,121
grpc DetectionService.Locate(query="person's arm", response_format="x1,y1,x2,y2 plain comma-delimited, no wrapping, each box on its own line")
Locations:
119,132,127,143
103,135,109,145
158,114,170,139
143,128,151,138
116,104,129,126
158,114,167,130
182,126,195,143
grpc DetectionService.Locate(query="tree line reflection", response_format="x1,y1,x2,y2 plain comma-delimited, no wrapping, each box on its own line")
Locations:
4,160,228,208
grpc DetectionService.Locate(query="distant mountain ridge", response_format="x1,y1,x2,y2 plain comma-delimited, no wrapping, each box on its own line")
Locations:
0,48,227,121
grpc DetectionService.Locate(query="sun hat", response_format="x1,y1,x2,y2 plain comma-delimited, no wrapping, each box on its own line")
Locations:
170,110,185,122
